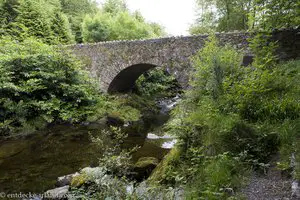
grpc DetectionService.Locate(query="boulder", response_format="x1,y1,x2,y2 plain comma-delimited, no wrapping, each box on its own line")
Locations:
70,173,87,188
44,186,69,199
133,157,159,181
56,173,80,187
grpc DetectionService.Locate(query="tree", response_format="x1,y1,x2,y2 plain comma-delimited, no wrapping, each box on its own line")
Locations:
0,0,23,37
216,0,251,31
82,13,110,43
189,0,217,34
0,37,101,135
190,0,299,34
253,0,300,30
51,12,74,44
102,0,127,14
0,0,74,44
81,0,166,43
190,0,253,33
0,0,19,26
60,0,98,43
13,0,53,42
149,22,166,37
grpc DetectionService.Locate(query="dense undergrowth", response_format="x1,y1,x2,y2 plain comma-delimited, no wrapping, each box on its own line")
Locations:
0,37,99,135
1,0,299,199
155,35,300,199
0,37,156,136
134,68,181,98
62,35,300,199
1,32,299,199
0,35,179,136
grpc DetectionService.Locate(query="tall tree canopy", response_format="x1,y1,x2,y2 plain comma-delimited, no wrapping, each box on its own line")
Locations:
0,0,74,44
81,0,166,43
1,0,165,43
190,0,299,34
59,0,98,43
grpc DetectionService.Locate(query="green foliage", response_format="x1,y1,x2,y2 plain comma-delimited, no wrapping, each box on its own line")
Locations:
87,95,143,123
185,152,247,200
149,22,166,37
0,37,103,135
109,94,160,118
190,0,299,34
101,0,127,14
91,127,136,177
51,12,74,44
248,33,278,69
60,0,98,43
253,0,300,30
0,0,74,44
81,1,166,43
148,147,182,184
69,127,135,199
1,0,165,43
0,0,19,33
135,68,180,98
81,12,111,42
108,11,163,41
189,0,217,34
190,0,252,33
163,36,300,198
13,0,52,42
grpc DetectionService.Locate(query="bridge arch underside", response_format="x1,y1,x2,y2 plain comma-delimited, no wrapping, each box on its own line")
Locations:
108,63,158,93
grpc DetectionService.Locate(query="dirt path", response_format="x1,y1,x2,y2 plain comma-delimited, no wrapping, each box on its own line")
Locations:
242,155,296,200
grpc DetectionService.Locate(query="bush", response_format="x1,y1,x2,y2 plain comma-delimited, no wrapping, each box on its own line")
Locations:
0,37,102,135
163,35,300,198
135,68,181,98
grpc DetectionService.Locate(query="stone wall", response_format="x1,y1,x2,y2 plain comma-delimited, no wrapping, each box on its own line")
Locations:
68,29,299,93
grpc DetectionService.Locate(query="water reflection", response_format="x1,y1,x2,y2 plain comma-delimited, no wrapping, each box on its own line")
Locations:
0,122,172,193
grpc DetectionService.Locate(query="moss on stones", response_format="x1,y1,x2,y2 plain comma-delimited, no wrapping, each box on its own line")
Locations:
148,146,181,184
134,157,159,168
70,173,87,187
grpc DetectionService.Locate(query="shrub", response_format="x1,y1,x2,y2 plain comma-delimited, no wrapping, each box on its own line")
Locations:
164,35,300,198
135,68,181,98
0,37,102,135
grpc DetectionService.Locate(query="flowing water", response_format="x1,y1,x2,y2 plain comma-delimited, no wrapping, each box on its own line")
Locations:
0,98,178,193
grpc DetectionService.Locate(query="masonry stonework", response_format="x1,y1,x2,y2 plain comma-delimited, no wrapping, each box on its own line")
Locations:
68,29,299,93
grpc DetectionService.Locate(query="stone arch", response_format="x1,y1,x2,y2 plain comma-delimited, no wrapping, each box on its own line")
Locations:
108,63,158,93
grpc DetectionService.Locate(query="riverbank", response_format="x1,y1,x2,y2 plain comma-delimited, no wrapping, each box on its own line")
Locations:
0,92,181,193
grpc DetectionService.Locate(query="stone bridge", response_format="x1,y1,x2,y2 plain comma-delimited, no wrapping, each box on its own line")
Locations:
68,29,299,93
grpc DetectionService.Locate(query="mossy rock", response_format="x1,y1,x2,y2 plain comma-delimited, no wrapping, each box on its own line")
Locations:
148,147,181,184
133,157,159,181
135,157,159,168
70,173,87,187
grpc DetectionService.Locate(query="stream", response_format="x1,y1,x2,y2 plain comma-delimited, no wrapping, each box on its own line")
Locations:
0,96,180,193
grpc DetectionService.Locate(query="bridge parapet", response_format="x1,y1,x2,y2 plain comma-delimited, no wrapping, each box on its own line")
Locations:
68,29,299,93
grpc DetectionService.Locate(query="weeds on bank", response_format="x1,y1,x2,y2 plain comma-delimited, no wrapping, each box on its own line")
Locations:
161,35,300,199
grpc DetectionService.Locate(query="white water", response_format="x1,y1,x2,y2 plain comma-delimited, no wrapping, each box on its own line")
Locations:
157,94,181,114
161,139,177,149
146,133,177,149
